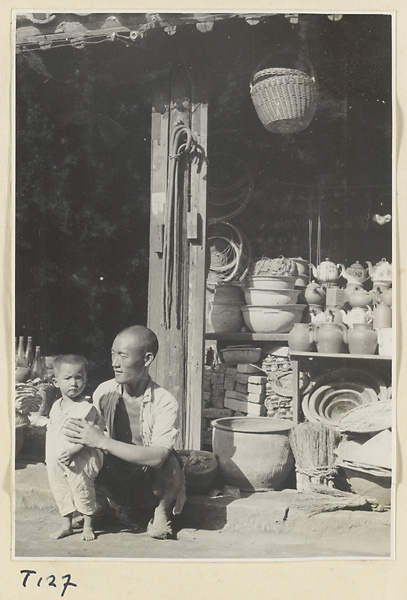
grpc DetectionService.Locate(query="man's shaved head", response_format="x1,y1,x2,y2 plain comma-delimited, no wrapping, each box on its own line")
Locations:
116,325,159,358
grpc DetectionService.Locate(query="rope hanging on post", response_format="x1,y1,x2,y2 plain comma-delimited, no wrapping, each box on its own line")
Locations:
163,120,199,329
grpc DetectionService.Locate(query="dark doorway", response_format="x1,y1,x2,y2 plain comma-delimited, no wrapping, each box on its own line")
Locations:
15,43,152,386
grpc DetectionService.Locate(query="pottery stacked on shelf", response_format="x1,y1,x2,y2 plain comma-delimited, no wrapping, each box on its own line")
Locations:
299,257,393,356
241,257,306,333
301,366,388,429
209,283,246,333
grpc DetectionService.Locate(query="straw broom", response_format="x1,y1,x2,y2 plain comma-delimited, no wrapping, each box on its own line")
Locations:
289,422,383,514
289,421,342,492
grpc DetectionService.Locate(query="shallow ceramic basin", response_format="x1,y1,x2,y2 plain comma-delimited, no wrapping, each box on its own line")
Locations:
241,304,306,333
243,287,301,306
245,275,297,290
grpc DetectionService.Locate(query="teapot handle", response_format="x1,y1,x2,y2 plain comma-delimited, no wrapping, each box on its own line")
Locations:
337,322,348,344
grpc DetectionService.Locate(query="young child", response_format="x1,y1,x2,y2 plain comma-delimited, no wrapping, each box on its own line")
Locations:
46,354,104,541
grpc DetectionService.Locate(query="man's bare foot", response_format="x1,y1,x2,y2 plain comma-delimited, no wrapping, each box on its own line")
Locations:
50,526,74,540
81,526,95,541
146,517,172,540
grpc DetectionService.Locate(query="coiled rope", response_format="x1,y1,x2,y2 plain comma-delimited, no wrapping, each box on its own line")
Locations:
163,120,199,329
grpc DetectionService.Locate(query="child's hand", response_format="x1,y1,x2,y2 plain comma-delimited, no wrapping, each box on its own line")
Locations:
58,450,74,466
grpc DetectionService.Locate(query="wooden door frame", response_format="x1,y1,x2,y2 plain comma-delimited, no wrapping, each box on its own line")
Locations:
148,67,208,450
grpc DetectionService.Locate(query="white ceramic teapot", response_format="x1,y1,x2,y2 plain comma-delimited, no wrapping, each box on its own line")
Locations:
310,258,342,285
340,261,369,285
342,306,373,328
366,258,392,284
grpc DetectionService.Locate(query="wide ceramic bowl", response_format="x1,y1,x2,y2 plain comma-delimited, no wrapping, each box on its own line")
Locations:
243,287,300,306
341,464,391,506
220,345,262,364
244,275,297,290
241,304,306,333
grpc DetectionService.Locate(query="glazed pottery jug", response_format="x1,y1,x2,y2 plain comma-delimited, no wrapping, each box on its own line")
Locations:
287,323,315,352
315,322,348,354
304,282,326,306
373,303,392,329
348,323,378,355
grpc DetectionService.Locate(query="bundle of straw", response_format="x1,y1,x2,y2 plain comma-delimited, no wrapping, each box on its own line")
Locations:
289,421,342,491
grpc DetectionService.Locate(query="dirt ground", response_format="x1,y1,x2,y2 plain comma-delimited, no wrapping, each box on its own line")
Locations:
14,506,391,560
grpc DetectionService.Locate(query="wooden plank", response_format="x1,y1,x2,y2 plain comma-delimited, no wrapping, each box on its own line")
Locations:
185,74,208,450
148,78,170,384
205,332,289,342
291,357,301,424
161,67,191,447
288,351,392,361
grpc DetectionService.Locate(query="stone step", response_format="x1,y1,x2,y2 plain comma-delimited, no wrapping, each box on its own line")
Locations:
15,462,391,538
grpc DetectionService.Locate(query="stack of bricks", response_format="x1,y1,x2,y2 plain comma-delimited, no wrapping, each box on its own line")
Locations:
223,364,267,416
202,364,233,447
202,363,268,447
262,353,294,420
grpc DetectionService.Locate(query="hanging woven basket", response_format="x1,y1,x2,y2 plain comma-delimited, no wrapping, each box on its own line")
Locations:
250,64,318,134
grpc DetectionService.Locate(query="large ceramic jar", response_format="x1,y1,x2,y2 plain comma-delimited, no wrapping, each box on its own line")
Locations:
210,304,244,333
348,323,378,355
287,323,315,352
316,323,347,354
212,417,295,492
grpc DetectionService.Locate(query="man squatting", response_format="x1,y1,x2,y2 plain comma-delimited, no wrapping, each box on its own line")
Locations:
63,325,186,540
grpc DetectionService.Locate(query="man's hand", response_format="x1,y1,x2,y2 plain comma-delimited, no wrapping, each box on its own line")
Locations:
63,419,106,449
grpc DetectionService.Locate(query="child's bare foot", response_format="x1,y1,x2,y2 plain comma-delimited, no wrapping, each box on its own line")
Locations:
81,514,96,540
81,526,95,541
50,526,74,540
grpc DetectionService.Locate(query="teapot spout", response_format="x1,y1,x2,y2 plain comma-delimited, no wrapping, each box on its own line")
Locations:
366,260,374,276
309,263,317,279
338,263,348,280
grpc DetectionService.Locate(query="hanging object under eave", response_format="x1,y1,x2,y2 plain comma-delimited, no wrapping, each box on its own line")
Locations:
250,61,318,134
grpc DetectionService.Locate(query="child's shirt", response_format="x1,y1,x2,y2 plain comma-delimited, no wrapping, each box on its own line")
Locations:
46,398,105,465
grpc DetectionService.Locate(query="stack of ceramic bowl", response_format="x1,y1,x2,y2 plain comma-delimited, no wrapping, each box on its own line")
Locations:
241,274,306,333
335,429,392,506
301,367,387,428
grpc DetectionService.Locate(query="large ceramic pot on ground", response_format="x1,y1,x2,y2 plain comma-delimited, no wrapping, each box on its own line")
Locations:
212,417,295,492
